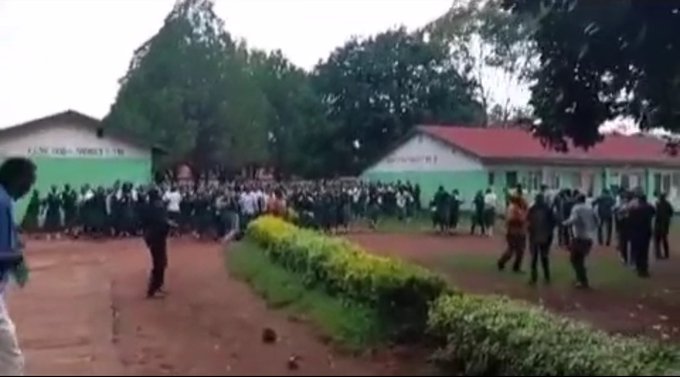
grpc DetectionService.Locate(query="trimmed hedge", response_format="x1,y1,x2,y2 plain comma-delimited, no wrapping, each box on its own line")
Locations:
247,216,448,340
246,216,679,375
428,294,680,376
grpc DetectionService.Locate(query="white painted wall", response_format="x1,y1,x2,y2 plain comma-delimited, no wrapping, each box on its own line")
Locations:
0,120,150,159
365,133,483,173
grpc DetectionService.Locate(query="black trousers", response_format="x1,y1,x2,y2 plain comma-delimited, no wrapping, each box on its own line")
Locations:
145,235,168,296
498,234,526,272
598,217,613,246
617,229,631,265
570,238,592,287
558,225,571,246
631,235,651,277
655,231,670,260
530,240,551,283
470,212,486,235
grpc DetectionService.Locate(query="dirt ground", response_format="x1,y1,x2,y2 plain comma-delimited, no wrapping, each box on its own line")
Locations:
349,232,680,342
9,238,401,376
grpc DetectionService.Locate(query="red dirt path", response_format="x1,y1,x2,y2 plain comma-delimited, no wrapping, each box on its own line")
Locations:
349,232,680,342
10,238,398,376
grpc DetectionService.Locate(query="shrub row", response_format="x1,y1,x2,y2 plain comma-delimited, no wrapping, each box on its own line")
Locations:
246,216,679,375
246,216,448,340
428,294,679,376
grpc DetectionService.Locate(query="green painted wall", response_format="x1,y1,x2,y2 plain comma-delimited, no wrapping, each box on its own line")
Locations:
15,157,152,219
362,169,489,208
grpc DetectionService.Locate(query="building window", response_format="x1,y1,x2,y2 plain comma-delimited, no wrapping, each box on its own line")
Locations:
506,171,518,188
654,173,672,195
571,171,582,189
621,174,630,190
522,170,542,192
550,172,561,189
488,172,495,187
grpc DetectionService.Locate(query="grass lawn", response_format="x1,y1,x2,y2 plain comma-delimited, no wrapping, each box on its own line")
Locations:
431,249,656,294
226,240,388,350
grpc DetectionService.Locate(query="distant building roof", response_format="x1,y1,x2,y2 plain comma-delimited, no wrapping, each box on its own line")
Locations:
0,110,164,153
419,125,680,168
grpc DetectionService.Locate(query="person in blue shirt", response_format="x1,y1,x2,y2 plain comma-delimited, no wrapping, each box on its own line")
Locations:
0,157,37,376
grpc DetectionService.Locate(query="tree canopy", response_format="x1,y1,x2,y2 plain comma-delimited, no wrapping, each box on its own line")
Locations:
505,0,680,150
105,0,527,177
312,27,484,174
425,0,538,126
105,0,270,173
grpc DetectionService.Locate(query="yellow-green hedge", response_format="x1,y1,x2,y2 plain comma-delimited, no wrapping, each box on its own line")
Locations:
246,216,679,375
428,294,680,376
247,216,448,340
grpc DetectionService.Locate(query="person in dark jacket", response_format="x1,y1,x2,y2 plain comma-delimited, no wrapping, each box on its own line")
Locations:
654,193,674,260
470,190,486,235
614,191,632,265
593,189,615,246
527,193,556,285
142,188,174,298
628,192,655,278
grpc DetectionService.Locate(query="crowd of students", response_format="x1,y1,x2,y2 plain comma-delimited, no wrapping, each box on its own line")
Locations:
498,185,674,289
18,179,425,239
20,179,674,290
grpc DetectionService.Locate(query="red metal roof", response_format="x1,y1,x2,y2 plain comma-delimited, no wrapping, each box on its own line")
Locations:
419,125,680,167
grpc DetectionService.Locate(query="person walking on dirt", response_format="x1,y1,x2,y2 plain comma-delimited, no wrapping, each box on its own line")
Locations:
563,193,598,289
142,188,174,299
497,194,528,273
593,188,615,247
470,190,486,236
0,157,37,375
628,192,655,278
527,193,556,285
654,193,674,260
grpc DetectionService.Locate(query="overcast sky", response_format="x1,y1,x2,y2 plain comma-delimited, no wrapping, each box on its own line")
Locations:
0,0,457,128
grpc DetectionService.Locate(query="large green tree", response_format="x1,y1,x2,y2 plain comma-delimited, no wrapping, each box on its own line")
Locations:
505,0,680,150
105,0,270,173
246,49,332,178
426,0,539,126
313,27,484,174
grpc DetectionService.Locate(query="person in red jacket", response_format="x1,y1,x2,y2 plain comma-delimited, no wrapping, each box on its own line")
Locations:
498,194,528,273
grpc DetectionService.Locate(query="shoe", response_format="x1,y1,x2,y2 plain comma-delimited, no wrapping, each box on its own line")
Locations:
574,282,591,290
146,290,167,299
497,261,504,271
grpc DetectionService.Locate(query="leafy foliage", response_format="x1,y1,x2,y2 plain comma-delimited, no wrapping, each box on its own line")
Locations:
227,240,387,348
246,216,448,341
312,27,484,174
505,0,680,149
429,294,680,376
246,49,333,178
105,0,271,172
425,0,539,125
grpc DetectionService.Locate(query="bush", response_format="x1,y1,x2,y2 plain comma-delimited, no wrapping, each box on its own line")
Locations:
428,294,680,376
247,216,448,341
227,240,387,349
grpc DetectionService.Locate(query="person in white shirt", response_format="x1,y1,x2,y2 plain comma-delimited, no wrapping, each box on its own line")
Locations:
239,189,257,230
483,188,498,236
163,186,182,232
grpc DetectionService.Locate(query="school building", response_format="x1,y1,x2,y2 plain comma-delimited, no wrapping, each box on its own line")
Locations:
362,125,680,207
0,110,158,215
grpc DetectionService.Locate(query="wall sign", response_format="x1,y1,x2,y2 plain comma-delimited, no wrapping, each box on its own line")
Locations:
384,155,439,165
27,146,126,157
